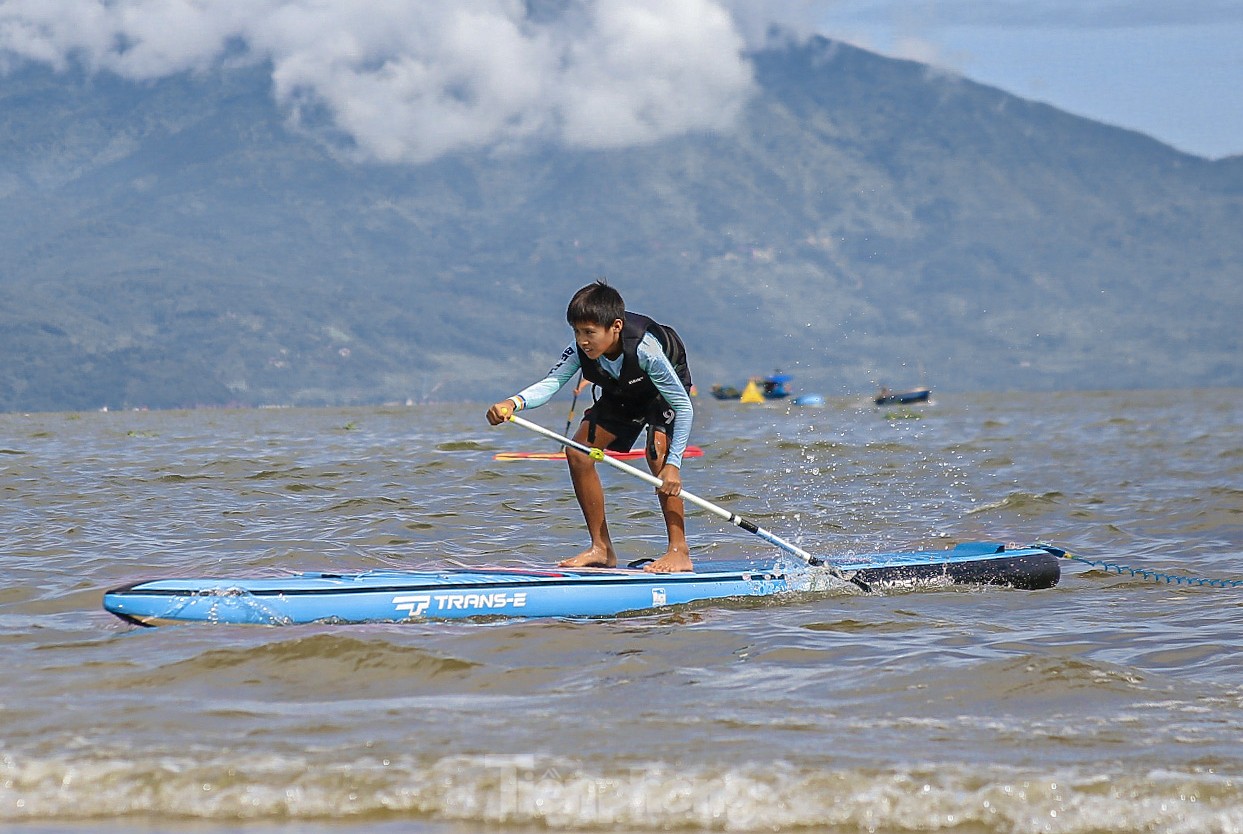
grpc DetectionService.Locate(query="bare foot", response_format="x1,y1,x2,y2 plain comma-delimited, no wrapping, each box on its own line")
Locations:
558,543,617,569
642,549,693,573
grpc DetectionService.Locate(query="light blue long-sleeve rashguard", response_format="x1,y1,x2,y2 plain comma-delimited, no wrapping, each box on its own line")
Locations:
512,333,694,468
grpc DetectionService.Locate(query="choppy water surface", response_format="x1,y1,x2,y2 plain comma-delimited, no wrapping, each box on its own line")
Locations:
2,389,1241,834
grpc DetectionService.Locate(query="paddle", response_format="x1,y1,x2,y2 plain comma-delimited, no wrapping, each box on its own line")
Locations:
505,413,869,591
564,374,583,436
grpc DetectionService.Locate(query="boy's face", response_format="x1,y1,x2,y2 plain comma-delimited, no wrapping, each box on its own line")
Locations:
573,318,624,360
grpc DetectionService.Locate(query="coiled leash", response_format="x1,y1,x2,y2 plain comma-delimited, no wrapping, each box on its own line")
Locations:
1043,544,1243,588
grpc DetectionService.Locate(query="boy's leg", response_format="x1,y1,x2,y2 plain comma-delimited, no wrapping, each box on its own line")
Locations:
559,420,620,568
641,428,693,573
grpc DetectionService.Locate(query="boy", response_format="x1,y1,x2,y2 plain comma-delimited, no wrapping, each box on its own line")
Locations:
486,280,695,573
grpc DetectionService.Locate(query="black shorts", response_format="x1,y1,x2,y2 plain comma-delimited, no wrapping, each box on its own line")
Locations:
582,395,677,454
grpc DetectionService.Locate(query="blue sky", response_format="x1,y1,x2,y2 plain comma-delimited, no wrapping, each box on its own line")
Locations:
804,0,1243,160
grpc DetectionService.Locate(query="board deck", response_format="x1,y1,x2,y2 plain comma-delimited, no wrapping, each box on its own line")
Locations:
494,445,705,461
103,543,1062,626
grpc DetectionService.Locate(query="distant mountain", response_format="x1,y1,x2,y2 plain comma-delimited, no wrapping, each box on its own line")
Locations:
1,37,1239,412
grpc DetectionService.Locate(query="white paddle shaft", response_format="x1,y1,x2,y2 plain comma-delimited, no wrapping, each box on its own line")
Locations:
506,413,865,590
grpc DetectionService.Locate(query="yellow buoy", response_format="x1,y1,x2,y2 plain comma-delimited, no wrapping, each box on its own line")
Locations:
739,378,764,403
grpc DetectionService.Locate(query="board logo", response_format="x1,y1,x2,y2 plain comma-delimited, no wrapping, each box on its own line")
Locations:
393,594,432,617
393,591,529,618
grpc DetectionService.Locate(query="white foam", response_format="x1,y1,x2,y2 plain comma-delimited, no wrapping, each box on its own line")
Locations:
4,751,1238,831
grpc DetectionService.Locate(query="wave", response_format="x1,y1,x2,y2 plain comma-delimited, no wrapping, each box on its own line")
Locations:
967,491,1066,517
95,635,495,696
3,751,1237,830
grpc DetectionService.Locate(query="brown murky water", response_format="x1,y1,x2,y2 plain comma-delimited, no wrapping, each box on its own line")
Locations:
2,389,1241,832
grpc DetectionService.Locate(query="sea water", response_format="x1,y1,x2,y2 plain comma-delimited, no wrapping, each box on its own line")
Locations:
1,389,1240,833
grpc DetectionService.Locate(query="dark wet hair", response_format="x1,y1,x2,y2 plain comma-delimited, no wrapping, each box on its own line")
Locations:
566,279,624,327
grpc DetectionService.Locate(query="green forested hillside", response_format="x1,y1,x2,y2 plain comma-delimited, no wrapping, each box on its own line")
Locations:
1,38,1239,412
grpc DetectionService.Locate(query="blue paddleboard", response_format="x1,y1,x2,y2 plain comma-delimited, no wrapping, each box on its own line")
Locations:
102,543,1061,626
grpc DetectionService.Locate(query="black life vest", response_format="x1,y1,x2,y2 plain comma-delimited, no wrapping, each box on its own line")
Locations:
577,312,692,413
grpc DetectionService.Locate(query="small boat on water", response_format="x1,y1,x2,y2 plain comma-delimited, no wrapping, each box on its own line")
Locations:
712,372,793,402
875,387,931,406
760,373,792,399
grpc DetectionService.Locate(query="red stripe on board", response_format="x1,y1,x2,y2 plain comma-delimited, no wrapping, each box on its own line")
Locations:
494,445,704,461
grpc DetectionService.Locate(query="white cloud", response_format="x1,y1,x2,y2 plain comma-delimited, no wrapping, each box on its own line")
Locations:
557,0,752,148
721,0,825,47
0,0,757,164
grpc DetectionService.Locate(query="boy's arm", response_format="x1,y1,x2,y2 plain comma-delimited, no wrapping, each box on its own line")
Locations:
486,344,581,425
636,333,694,468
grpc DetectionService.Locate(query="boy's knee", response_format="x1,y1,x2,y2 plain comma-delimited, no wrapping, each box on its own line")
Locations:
565,449,595,472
